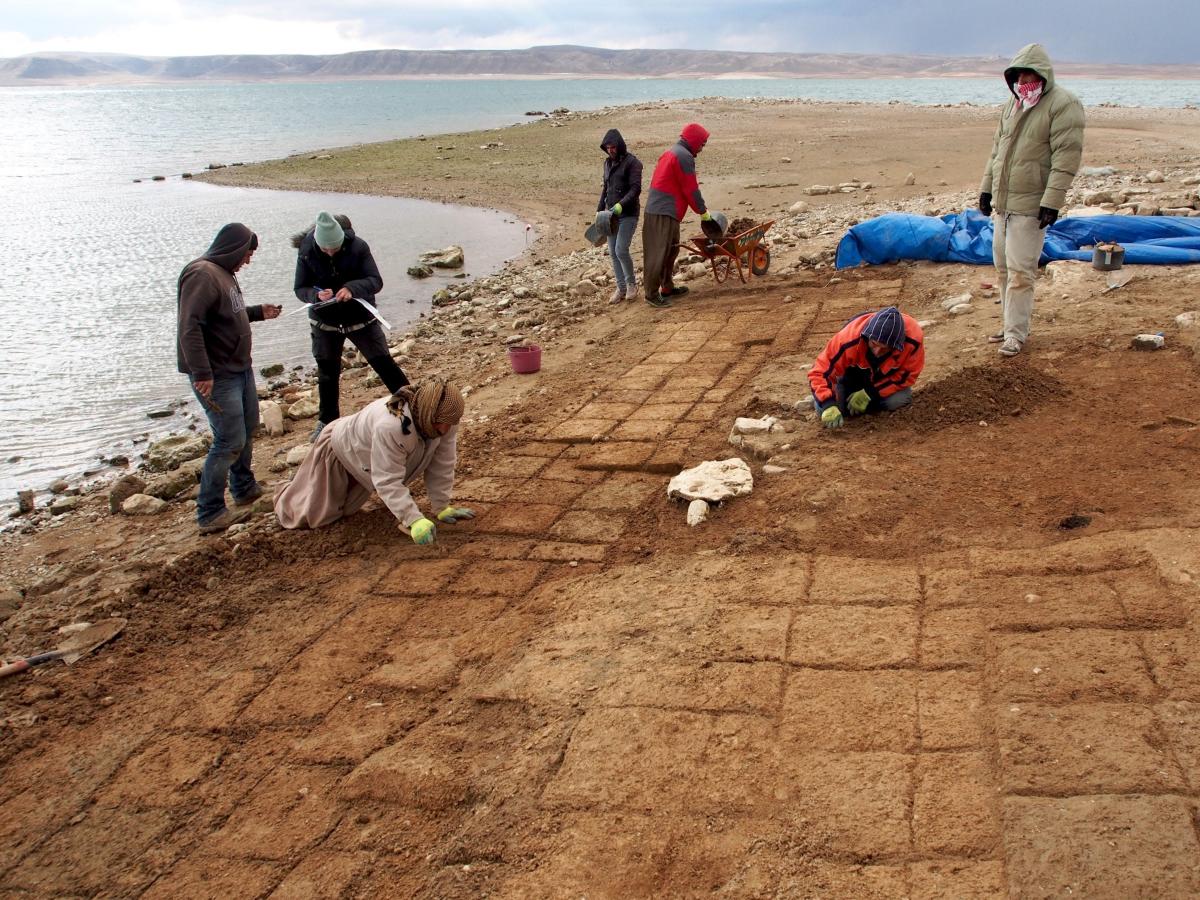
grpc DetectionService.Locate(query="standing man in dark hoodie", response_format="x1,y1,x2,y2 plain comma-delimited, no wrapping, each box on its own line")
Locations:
177,223,281,535
642,123,717,308
597,128,643,304
293,211,409,439
979,44,1084,358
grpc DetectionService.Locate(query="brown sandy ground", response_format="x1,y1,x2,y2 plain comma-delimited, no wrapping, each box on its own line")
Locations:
4,100,1200,897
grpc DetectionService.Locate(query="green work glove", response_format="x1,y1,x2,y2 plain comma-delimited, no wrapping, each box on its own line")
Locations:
409,517,436,545
437,505,475,524
701,211,712,221
820,406,844,429
848,389,871,415
611,202,622,216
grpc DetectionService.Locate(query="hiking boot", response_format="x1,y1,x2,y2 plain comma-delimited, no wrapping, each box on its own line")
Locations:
998,337,1023,357
624,282,639,301
232,483,264,507
660,284,689,298
609,287,624,304
198,507,251,535
311,421,327,442
987,332,1004,343
646,293,673,309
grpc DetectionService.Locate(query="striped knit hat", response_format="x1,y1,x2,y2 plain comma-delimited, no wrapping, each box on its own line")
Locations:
862,307,906,350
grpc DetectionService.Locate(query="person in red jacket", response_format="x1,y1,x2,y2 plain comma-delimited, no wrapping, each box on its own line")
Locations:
808,306,925,429
642,123,718,308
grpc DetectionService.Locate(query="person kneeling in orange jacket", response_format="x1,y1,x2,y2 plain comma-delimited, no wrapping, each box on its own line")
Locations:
808,306,925,429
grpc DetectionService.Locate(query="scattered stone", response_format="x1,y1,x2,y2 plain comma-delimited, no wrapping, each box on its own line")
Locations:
780,157,792,164
407,264,434,278
286,398,320,420
667,458,754,504
1145,170,1165,183
206,162,227,170
106,475,146,513
1079,165,1117,177
260,363,284,378
940,292,973,311
146,408,174,419
286,444,312,466
419,246,465,269
904,173,916,186
1131,333,1165,351
732,416,780,435
259,400,285,437
804,185,833,196
948,303,974,316
686,499,710,527
762,465,788,475
571,280,598,297
16,490,36,514
145,467,197,500
48,479,69,494
122,493,168,516
1175,311,1200,329
1136,203,1160,216
50,496,80,515
145,433,210,472
789,200,810,214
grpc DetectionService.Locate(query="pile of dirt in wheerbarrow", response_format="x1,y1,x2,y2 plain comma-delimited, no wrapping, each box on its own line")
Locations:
896,360,1069,432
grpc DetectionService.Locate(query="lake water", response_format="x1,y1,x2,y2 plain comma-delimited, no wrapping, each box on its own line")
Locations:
3,76,1197,501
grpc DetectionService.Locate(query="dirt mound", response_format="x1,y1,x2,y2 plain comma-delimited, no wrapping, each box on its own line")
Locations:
899,360,1068,432
726,216,757,235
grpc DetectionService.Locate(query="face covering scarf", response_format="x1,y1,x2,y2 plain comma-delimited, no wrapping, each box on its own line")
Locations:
1015,81,1043,109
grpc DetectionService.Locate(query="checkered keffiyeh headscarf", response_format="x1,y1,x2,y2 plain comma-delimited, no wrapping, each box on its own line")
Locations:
387,380,465,438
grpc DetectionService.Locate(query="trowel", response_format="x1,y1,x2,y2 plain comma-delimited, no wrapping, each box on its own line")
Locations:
0,618,127,678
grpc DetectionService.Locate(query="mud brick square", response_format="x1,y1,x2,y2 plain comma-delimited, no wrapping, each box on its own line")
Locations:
913,753,1001,856
774,752,913,858
610,419,676,441
1002,795,1200,898
528,541,608,563
504,478,588,506
142,857,280,900
670,421,707,440
508,441,565,458
995,702,1184,794
174,669,267,731
365,636,463,691
923,569,986,608
685,402,724,422
919,671,986,750
549,510,627,543
667,334,711,351
921,607,985,669
622,362,676,379
614,374,668,391
577,472,660,510
789,605,917,667
630,402,694,422
1142,629,1200,699
290,697,427,765
701,340,741,353
272,852,373,900
980,574,1127,631
662,374,721,392
447,560,546,596
376,558,464,595
654,388,704,404
576,442,656,471
474,455,548,478
402,595,508,638
781,670,918,752
538,458,608,483
909,860,1005,899
704,387,736,402
95,733,226,809
543,708,776,813
1110,569,1188,627
1156,700,1200,786
574,401,641,419
992,629,1156,703
482,503,563,535
595,661,783,714
707,604,790,659
810,558,920,605
451,476,520,503
605,389,654,405
649,350,696,365
645,441,690,473
203,767,342,860
456,537,535,559
544,418,617,443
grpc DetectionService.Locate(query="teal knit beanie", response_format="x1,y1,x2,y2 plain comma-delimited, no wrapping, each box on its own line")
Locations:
313,211,344,250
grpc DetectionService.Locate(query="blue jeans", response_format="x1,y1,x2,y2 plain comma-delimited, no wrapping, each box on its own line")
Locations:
607,215,638,290
193,369,260,524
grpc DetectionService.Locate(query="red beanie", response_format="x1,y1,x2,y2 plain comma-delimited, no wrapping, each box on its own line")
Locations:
680,123,709,152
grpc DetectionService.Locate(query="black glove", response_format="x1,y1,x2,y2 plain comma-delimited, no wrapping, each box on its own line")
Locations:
979,192,993,216
1037,207,1058,230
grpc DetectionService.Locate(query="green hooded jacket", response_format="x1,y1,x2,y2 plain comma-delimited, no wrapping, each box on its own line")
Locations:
980,44,1085,217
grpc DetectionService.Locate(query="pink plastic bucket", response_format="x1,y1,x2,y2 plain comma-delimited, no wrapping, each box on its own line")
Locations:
507,344,542,374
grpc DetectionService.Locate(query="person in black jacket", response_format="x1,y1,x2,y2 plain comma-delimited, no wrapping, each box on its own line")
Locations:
293,211,409,439
596,128,643,304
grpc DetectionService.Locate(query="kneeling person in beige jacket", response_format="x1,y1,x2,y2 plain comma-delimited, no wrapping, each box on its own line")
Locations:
275,380,473,544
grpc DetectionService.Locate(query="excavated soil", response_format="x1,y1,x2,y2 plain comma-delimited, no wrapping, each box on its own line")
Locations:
3,262,1200,898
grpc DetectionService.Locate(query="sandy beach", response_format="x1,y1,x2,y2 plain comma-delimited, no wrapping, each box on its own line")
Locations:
4,97,1200,896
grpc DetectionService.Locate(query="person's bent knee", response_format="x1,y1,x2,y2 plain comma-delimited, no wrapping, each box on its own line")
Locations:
880,389,912,411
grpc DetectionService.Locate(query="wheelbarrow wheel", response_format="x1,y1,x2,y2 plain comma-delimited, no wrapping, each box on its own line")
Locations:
751,245,771,277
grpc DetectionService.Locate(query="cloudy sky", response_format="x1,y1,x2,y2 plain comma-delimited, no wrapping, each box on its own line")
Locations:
1,0,1195,64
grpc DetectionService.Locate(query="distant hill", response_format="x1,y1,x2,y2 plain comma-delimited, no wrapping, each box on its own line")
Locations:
2,45,1197,85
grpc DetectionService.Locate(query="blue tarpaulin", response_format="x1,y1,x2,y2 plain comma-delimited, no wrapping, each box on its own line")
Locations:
835,211,1200,269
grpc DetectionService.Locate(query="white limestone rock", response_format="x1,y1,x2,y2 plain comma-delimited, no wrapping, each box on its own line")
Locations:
667,458,754,504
